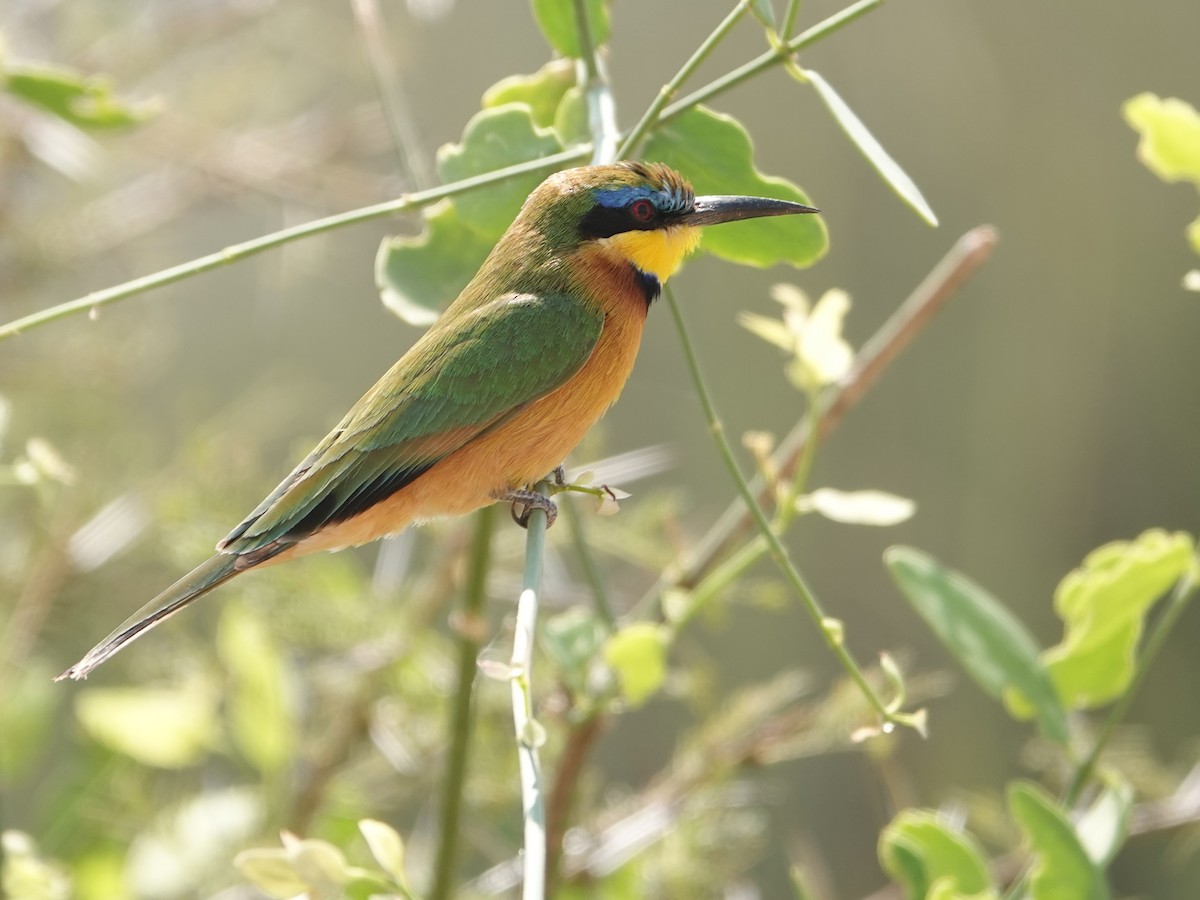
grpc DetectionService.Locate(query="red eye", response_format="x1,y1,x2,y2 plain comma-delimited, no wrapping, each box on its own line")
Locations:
630,199,655,223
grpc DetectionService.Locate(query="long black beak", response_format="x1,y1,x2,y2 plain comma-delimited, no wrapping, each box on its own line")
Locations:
682,194,819,227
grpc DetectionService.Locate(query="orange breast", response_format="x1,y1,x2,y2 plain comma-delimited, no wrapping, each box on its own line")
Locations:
287,247,649,556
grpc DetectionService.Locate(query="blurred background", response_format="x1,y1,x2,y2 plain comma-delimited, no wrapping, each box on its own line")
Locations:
2,0,1198,897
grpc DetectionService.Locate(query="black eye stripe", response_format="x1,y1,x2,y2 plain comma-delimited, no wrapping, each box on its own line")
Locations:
579,200,665,239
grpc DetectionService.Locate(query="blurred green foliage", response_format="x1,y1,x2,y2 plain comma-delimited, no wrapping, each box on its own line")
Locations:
3,2,1200,900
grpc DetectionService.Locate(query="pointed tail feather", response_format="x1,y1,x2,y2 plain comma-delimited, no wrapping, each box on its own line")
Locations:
56,553,243,681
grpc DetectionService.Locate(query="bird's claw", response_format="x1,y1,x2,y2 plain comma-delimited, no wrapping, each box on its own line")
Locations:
501,488,558,529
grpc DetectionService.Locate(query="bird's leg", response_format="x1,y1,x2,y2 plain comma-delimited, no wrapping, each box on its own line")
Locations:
497,487,559,529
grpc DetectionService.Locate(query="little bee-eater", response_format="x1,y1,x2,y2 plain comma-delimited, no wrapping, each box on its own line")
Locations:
59,162,817,680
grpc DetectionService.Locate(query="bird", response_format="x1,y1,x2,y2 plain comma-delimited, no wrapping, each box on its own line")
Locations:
57,161,818,680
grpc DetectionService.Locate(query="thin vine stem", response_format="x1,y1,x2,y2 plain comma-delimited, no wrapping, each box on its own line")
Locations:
351,0,433,190
0,146,589,340
430,506,496,900
562,500,616,629
616,0,753,160
572,0,618,164
783,0,805,38
659,0,882,125
663,284,894,724
639,225,998,616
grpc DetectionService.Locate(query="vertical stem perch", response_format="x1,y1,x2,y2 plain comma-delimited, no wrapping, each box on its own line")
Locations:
513,494,551,899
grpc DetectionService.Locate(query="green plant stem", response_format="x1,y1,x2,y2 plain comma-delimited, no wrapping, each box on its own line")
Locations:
0,146,590,341
1064,563,1199,808
675,386,823,627
663,284,893,723
640,225,998,615
431,506,496,900
616,0,752,160
351,0,433,190
783,0,805,37
659,0,882,125
513,490,551,900
775,386,823,528
572,0,617,164
562,500,616,628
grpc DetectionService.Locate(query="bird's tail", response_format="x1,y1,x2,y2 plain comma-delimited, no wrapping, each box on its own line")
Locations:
56,553,244,681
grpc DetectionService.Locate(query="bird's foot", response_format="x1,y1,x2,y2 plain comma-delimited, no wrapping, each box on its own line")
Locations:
498,488,559,529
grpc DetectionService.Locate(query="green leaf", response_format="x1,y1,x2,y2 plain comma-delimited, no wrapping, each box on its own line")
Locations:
542,607,607,695
1123,93,1200,185
217,604,296,774
1008,782,1110,900
531,0,611,57
358,819,407,885
437,104,564,236
377,104,564,323
643,106,828,268
553,85,589,146
803,69,938,226
1033,530,1193,711
749,0,777,32
234,849,308,900
1076,776,1133,868
281,832,351,897
885,546,1068,744
375,200,496,325
879,810,996,899
3,61,158,129
483,59,576,129
75,677,219,768
603,622,669,707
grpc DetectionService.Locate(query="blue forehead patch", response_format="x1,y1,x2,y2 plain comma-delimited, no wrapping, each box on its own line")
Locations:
593,183,692,214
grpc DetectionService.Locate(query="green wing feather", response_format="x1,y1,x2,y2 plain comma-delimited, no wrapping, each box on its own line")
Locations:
220,292,603,553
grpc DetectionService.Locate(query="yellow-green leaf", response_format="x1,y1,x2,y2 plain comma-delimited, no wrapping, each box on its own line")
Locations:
379,102,568,324
1008,782,1110,900
1040,529,1192,711
1123,93,1200,185
3,61,158,129
643,105,828,268
437,104,565,236
483,59,575,129
804,69,937,226
218,605,296,774
358,819,407,885
75,678,219,768
234,849,307,900
603,622,669,707
879,810,996,899
531,0,610,57
375,200,496,325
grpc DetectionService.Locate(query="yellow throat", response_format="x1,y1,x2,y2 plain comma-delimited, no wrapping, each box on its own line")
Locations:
604,226,703,282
